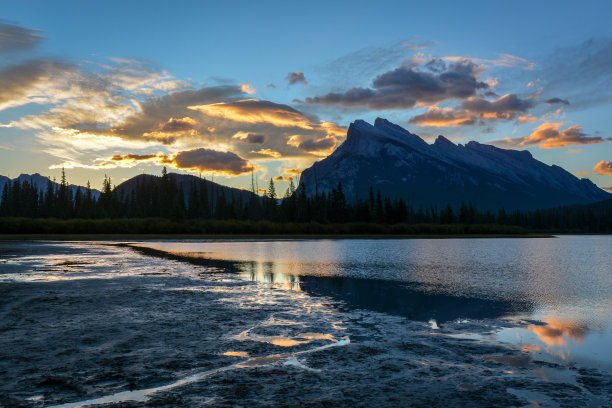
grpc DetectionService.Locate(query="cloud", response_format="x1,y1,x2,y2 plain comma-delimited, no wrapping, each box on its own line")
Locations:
517,115,538,123
286,71,308,86
173,148,251,174
539,38,612,109
408,107,474,127
2,56,347,164
545,97,570,105
288,135,338,155
0,59,74,111
265,83,277,88
0,20,43,53
576,170,589,176
443,53,535,70
593,160,612,175
249,148,281,159
189,99,315,129
303,58,488,110
232,132,265,144
158,117,198,132
460,93,534,119
568,148,582,154
285,168,302,176
241,83,256,94
604,185,612,192
273,175,293,181
58,147,252,176
493,122,606,149
110,153,160,161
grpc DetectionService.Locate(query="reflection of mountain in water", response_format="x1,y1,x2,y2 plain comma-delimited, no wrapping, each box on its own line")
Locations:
128,245,532,323
299,275,531,323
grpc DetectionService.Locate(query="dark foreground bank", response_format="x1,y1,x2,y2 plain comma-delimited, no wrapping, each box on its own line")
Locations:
0,217,536,236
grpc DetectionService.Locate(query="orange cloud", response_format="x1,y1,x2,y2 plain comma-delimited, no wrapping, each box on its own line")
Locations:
568,149,582,154
576,170,589,176
189,99,314,129
249,148,282,159
158,117,198,132
517,115,537,124
523,123,605,148
285,168,302,175
593,160,612,175
241,83,256,95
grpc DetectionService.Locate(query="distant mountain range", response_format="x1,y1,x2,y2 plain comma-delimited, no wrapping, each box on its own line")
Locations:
0,172,255,204
299,118,609,211
0,173,101,200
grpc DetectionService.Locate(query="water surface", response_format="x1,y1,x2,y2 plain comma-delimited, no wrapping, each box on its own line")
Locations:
1,237,611,407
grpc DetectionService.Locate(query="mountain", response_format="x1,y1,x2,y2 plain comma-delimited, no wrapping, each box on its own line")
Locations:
114,172,255,203
299,118,609,211
0,173,101,201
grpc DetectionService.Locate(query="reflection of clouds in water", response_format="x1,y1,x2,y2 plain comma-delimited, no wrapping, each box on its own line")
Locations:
529,319,588,346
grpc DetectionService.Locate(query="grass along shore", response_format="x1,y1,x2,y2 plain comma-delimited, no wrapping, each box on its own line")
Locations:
0,217,552,238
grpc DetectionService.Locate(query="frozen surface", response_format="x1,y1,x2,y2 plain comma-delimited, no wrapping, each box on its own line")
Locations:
1,238,611,407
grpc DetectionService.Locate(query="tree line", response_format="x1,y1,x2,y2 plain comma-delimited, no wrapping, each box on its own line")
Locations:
1,168,610,232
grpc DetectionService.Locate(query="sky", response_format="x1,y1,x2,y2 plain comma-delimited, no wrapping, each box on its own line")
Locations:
1,0,611,193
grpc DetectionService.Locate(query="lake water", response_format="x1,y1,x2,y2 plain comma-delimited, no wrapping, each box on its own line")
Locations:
1,236,611,406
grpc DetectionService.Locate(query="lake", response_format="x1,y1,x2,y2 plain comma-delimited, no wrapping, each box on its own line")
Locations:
1,236,611,406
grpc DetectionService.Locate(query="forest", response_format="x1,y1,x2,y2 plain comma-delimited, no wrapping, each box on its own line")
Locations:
1,168,610,234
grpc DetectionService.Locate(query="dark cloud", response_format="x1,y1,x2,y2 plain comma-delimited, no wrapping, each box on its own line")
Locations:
173,148,251,175
545,97,570,105
460,93,534,119
492,122,606,149
298,136,336,152
159,117,198,132
265,83,277,88
233,132,265,144
593,160,612,175
110,153,159,161
0,21,42,53
286,71,308,86
303,59,488,110
408,107,475,127
273,175,293,181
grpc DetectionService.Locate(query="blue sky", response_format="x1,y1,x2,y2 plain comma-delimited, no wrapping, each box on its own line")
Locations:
1,0,611,193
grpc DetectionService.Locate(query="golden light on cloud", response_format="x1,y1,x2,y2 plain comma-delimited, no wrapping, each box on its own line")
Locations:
189,99,314,129
576,170,589,176
240,83,256,95
593,160,612,175
249,148,282,158
522,122,604,149
517,115,537,124
56,148,253,176
285,168,302,176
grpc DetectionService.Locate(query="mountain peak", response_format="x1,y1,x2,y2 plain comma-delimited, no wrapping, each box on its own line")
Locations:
433,135,455,147
299,118,609,210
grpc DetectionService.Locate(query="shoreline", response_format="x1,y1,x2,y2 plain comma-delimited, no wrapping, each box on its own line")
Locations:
0,233,556,240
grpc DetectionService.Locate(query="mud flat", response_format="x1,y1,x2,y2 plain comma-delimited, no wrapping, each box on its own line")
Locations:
1,239,611,407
